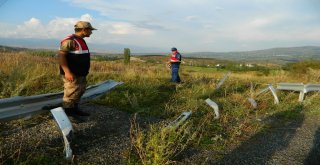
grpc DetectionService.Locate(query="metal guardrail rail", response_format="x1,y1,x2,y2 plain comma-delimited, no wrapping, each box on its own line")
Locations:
305,84,320,93
276,83,304,91
277,83,320,101
0,80,123,121
247,83,320,107
0,80,123,160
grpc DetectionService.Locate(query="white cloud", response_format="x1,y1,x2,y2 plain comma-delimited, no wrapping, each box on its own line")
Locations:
249,18,272,28
24,18,41,28
89,21,155,46
1,23,18,37
80,14,93,22
47,18,77,37
1,13,154,43
1,0,320,52
185,16,199,21
1,13,96,39
109,23,152,35
14,18,48,38
63,0,129,17
215,6,224,11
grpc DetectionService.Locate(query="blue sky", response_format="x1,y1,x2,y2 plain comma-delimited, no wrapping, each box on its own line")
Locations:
1,0,320,52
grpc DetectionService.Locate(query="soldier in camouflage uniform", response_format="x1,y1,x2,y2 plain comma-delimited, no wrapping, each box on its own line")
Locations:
58,21,97,116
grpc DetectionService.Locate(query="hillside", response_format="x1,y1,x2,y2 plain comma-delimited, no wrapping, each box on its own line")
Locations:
185,46,320,63
0,38,164,53
1,44,320,64
0,45,29,52
1,50,320,164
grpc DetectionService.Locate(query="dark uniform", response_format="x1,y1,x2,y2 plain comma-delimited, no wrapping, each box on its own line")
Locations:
170,47,182,83
59,21,96,116
60,34,90,110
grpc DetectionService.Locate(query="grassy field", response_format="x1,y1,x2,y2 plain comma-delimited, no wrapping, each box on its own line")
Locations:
1,49,320,164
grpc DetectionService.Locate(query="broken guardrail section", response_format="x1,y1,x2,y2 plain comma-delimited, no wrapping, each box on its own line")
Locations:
255,84,279,104
0,92,63,121
247,84,279,108
205,98,220,119
216,71,231,90
247,98,257,109
268,85,279,104
0,80,123,121
255,86,269,97
276,83,320,102
51,107,73,160
167,111,192,130
0,80,123,160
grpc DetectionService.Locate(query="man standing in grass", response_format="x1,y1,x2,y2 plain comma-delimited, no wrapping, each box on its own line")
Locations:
58,21,97,116
168,47,182,83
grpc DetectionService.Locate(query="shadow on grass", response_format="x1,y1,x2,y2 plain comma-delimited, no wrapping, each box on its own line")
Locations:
304,128,320,164
213,104,304,165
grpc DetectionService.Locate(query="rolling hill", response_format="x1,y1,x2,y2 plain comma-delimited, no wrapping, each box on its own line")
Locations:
184,46,320,63
1,41,320,63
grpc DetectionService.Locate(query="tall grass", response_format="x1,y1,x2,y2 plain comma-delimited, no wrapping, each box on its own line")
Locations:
129,114,201,165
0,52,61,98
1,51,320,163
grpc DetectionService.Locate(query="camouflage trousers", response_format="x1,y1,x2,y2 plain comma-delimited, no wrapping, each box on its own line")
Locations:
62,76,87,108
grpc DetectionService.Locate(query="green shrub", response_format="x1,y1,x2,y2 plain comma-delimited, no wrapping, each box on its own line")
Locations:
284,60,320,74
124,48,131,64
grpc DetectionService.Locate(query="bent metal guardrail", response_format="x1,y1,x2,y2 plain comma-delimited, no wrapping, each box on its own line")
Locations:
0,80,123,121
202,72,230,119
0,80,123,160
167,111,192,130
247,84,279,109
51,107,74,160
247,83,320,108
216,71,231,90
205,98,220,119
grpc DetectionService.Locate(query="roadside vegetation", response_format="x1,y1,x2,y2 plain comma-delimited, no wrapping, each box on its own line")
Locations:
1,48,320,164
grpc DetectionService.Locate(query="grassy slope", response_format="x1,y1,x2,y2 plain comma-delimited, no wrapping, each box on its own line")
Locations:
1,50,320,164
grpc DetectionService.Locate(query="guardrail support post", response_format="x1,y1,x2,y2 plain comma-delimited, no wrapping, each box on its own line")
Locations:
299,91,305,102
50,107,73,160
268,85,279,104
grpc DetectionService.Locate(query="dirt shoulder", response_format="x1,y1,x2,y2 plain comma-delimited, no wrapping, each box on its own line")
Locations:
1,104,320,164
0,103,158,164
179,112,320,164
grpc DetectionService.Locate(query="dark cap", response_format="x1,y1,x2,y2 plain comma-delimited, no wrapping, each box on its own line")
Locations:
74,21,97,30
171,47,177,51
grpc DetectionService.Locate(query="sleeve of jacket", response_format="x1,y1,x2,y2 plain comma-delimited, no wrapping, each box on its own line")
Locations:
60,39,76,52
